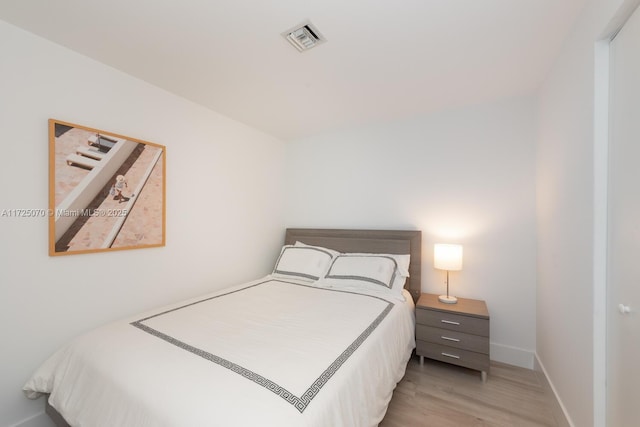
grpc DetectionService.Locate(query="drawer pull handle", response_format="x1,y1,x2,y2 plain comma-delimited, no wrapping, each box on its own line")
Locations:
441,320,460,325
441,336,460,342
441,352,460,359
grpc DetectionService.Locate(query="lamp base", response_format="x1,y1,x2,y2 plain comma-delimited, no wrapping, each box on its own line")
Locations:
438,295,458,304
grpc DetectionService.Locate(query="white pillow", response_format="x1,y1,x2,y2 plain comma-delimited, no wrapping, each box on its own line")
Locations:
272,245,335,281
324,252,410,295
295,244,409,278
387,253,410,293
294,241,340,258
325,254,398,289
337,252,410,278
382,253,410,278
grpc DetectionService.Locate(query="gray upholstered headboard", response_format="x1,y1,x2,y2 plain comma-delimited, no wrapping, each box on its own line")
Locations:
284,228,422,302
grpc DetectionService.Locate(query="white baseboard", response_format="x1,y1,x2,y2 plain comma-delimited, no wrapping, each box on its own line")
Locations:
9,411,55,427
534,353,574,427
490,342,535,369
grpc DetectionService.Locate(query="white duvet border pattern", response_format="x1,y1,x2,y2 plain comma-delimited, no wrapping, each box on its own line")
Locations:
130,280,394,413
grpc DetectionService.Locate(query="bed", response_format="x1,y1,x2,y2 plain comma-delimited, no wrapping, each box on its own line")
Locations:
25,228,422,427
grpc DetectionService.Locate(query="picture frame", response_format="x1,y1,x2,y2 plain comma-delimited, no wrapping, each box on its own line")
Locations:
49,119,166,256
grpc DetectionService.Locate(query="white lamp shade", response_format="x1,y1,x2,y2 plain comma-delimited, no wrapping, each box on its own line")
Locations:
434,244,463,271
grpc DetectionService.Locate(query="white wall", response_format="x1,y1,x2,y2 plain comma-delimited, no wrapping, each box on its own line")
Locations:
285,97,538,368
0,20,286,427
536,1,625,426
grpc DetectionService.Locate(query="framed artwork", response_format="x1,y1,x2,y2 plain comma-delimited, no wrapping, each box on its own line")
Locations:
49,119,166,256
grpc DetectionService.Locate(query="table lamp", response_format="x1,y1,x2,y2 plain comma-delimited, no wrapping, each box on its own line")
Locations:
434,243,463,304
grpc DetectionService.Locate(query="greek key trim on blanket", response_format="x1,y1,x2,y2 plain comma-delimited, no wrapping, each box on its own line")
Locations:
130,280,393,413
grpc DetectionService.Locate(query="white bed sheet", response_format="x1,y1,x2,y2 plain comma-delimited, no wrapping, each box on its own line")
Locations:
24,276,415,427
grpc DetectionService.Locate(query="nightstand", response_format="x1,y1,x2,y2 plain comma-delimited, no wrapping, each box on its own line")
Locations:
415,293,490,381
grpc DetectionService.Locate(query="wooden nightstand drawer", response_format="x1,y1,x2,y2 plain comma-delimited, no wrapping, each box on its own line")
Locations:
416,340,490,372
416,324,489,354
416,307,489,337
415,293,490,381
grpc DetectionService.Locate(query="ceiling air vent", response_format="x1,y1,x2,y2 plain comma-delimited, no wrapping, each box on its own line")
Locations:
282,20,326,52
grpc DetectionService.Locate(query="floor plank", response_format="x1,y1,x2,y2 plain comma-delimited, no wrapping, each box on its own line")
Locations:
380,356,564,427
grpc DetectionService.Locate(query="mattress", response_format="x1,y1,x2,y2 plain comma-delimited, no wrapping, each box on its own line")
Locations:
24,276,415,426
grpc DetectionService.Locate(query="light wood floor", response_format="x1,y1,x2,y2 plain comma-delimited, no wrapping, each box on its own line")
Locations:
380,356,567,427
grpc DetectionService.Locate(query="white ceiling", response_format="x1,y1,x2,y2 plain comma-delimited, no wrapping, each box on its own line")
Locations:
0,0,586,141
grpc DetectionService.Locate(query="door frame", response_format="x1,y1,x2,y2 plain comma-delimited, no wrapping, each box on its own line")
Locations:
593,1,640,425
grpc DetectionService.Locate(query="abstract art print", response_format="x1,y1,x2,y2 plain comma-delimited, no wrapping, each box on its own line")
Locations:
49,119,166,255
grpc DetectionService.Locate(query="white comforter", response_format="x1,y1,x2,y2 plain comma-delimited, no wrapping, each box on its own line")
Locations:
24,276,415,427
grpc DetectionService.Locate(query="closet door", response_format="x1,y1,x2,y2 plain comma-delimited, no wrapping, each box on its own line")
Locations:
607,5,640,426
